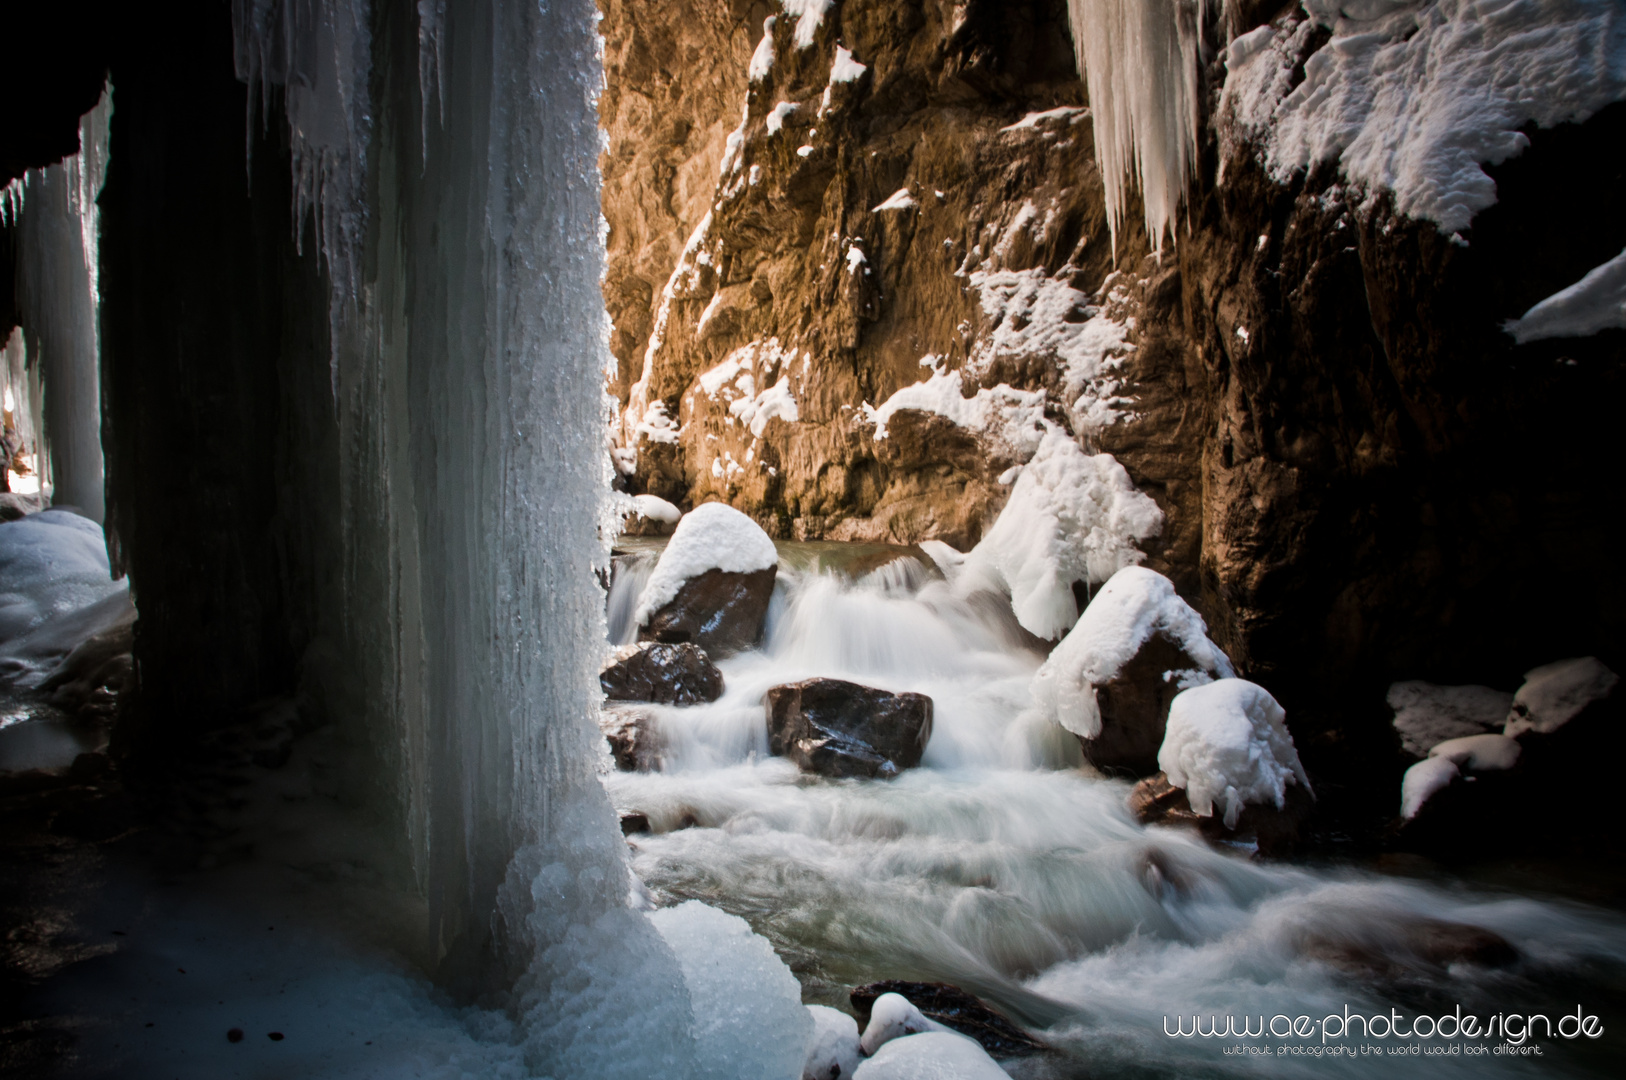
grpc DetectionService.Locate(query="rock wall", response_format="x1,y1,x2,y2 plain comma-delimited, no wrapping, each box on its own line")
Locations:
600,0,1625,764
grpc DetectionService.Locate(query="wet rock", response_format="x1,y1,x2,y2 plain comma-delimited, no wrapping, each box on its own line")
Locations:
599,641,724,705
765,678,932,779
1128,771,1312,857
1298,919,1517,980
850,981,1046,1059
1084,634,1206,775
619,811,650,836
598,704,665,772
638,566,777,657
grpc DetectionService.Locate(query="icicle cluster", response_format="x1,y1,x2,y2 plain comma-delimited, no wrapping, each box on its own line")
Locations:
8,85,113,520
1066,0,1207,256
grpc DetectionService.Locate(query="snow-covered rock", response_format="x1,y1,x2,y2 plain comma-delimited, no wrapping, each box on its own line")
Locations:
1157,679,1311,830
859,993,952,1055
1387,680,1512,758
1031,566,1232,772
1503,656,1618,737
1428,733,1521,773
803,1004,861,1080
648,900,811,1080
1400,755,1461,821
0,508,130,690
961,433,1163,641
635,503,778,655
853,1031,1010,1080
1504,248,1626,344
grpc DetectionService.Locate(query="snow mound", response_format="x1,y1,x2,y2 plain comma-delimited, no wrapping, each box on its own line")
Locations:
1387,680,1512,758
1158,679,1311,830
962,433,1163,640
1222,0,1626,235
863,360,1049,462
630,494,682,524
859,993,951,1056
635,503,777,625
0,508,129,687
1504,656,1619,736
1030,566,1233,740
1504,249,1626,344
853,1031,1010,1080
1400,755,1460,820
1428,733,1521,773
804,1004,862,1080
650,900,812,1080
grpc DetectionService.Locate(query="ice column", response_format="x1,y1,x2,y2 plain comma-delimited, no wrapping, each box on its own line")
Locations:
9,86,113,519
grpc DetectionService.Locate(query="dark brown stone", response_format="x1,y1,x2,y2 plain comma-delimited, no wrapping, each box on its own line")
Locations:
638,566,777,657
1297,919,1517,980
1129,771,1313,857
765,678,932,779
599,641,724,705
850,981,1046,1058
619,811,650,835
598,704,665,772
1082,635,1203,775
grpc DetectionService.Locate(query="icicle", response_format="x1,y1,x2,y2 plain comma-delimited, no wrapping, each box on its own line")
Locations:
1066,0,1207,257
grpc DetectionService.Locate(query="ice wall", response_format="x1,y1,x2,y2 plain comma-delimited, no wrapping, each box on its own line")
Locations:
234,0,703,1074
8,86,112,520
1065,0,1207,256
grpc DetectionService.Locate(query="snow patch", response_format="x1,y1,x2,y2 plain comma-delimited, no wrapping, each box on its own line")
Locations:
1159,679,1312,830
829,45,867,84
1428,733,1521,773
628,494,682,525
749,16,778,82
872,188,918,212
635,504,778,625
1504,656,1618,736
1031,566,1234,740
1387,680,1511,758
862,359,1049,462
853,1031,1010,1080
767,101,799,135
1221,0,1626,234
1400,755,1460,820
805,1005,862,1080
1504,249,1626,344
962,433,1164,640
782,0,834,49
1001,106,1089,132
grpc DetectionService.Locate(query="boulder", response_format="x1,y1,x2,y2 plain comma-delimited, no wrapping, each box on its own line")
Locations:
599,641,723,705
639,566,777,656
1086,634,1205,774
1129,771,1313,857
765,678,932,779
598,704,665,772
849,982,1045,1058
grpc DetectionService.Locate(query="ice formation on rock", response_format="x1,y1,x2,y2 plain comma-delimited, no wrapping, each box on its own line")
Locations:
1031,566,1233,740
1158,679,1311,829
1065,0,1207,255
1220,0,1626,235
0,509,128,687
962,433,1163,640
1503,656,1619,736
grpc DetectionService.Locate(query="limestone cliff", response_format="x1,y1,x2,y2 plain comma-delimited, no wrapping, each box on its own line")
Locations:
599,0,1625,765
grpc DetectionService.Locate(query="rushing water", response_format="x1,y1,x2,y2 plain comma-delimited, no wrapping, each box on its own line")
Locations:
605,542,1626,1077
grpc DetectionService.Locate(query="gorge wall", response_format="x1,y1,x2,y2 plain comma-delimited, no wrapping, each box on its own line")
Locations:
600,0,1626,768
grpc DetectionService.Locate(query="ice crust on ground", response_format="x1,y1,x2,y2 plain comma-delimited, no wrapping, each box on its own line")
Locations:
1400,755,1461,820
1221,0,1626,235
804,1005,862,1080
1504,655,1619,736
852,1031,1011,1080
1064,0,1204,255
1428,733,1521,772
1387,679,1512,757
635,503,778,625
1158,679,1310,829
1030,566,1233,740
962,433,1163,641
0,508,129,688
1504,249,1626,343
651,900,812,1080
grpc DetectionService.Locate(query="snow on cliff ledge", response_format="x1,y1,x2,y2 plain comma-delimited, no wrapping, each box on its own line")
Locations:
1031,566,1235,741
634,503,777,625
1221,0,1626,235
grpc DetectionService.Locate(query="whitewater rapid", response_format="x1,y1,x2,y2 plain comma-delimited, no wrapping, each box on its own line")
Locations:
605,543,1626,1077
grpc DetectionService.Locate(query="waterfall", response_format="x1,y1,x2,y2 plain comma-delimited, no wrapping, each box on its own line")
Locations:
6,85,112,520
232,1,704,1074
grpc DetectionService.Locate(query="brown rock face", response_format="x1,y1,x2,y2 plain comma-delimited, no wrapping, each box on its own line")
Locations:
1082,635,1204,776
599,641,725,705
638,565,777,656
765,677,932,778
599,704,665,772
1129,771,1312,857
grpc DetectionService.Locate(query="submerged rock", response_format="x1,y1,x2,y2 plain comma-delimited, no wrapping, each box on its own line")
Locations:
598,703,665,772
1129,771,1313,857
1297,918,1517,980
765,678,932,779
850,982,1045,1059
600,641,724,705
639,566,777,656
